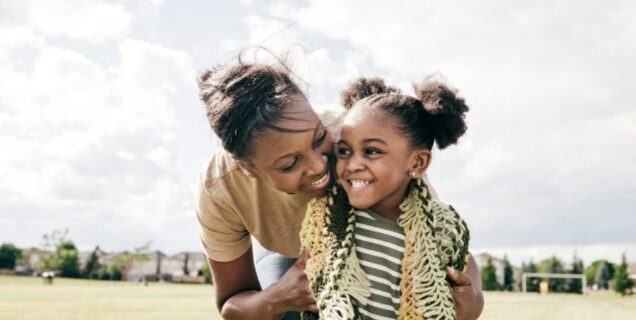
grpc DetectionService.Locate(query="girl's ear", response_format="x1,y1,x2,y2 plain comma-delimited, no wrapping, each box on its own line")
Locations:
408,149,432,178
236,159,259,178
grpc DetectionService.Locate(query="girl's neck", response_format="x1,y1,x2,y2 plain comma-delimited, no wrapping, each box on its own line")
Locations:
369,180,412,222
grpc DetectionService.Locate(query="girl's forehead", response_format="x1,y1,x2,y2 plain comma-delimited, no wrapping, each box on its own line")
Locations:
343,105,389,127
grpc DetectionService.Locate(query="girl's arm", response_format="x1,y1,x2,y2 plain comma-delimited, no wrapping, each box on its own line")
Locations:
448,254,484,320
209,247,318,320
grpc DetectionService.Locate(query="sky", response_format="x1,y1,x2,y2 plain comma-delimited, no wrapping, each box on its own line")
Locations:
1,0,635,266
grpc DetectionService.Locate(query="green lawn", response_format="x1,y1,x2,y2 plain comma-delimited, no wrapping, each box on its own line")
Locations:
1,275,635,319
0,275,221,320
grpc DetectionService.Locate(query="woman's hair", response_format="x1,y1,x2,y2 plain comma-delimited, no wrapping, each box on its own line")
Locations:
340,76,469,149
198,61,305,159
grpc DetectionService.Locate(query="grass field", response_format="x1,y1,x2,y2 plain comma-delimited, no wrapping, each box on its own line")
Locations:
1,275,635,319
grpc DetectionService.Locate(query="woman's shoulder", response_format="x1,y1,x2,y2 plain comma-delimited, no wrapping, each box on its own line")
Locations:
200,150,241,189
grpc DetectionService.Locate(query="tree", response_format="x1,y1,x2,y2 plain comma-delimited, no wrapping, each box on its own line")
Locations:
522,260,539,292
82,246,101,279
588,260,616,290
502,255,514,291
199,259,213,284
538,256,566,292
183,253,190,276
56,240,80,278
481,257,500,291
40,229,70,270
110,242,151,281
0,243,22,270
613,253,634,296
568,254,585,294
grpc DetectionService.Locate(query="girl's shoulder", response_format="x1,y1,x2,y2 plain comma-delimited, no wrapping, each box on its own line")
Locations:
429,198,465,226
429,198,471,271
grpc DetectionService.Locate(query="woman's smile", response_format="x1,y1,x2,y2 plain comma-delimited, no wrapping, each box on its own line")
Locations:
306,170,330,191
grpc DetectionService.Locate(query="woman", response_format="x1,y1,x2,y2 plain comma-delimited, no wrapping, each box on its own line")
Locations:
196,60,484,320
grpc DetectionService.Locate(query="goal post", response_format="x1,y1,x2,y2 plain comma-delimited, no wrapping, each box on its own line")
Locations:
522,272,587,294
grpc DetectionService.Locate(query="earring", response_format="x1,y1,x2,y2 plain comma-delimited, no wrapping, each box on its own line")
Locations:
411,171,417,177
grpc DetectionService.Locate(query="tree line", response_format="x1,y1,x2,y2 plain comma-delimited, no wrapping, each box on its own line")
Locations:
1,230,153,281
1,230,213,283
480,253,634,296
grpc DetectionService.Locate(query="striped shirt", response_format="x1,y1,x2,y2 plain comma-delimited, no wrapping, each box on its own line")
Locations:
354,209,405,320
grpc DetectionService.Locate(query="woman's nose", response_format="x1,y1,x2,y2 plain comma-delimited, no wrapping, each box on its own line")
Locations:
307,151,327,176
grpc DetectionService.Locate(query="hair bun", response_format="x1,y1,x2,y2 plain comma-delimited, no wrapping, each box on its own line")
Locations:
414,79,469,149
340,77,400,110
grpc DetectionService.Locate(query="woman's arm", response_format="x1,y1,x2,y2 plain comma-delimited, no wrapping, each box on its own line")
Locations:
210,247,318,320
448,254,484,320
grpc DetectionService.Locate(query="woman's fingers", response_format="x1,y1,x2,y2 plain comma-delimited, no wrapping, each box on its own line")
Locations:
296,249,309,267
306,303,319,313
447,266,472,287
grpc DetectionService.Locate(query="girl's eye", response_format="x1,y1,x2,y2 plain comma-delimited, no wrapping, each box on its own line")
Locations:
281,156,301,172
365,148,382,156
336,147,351,157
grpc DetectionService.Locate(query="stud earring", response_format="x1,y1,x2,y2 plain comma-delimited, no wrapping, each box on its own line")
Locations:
411,171,417,177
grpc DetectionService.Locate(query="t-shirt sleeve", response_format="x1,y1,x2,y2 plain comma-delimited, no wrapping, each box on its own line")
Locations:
195,176,251,262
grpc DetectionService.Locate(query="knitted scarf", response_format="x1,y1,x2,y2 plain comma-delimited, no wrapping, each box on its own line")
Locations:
300,178,470,320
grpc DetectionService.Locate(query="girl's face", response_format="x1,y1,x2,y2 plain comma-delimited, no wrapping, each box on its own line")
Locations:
336,106,425,217
247,95,334,197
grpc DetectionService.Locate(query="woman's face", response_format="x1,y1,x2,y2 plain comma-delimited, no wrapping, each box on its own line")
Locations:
247,95,334,197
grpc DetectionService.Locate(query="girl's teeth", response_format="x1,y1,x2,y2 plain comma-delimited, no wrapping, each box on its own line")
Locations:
350,179,370,190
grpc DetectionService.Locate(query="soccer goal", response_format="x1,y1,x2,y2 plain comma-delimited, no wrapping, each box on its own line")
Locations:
521,272,587,294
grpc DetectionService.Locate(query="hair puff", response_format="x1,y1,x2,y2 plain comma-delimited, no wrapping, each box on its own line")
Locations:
413,80,469,149
340,77,400,110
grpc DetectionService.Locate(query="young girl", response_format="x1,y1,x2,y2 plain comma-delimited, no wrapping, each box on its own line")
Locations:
300,77,471,320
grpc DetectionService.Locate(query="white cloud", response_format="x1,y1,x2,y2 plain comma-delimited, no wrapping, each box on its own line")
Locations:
243,0,636,249
0,0,131,49
0,34,196,252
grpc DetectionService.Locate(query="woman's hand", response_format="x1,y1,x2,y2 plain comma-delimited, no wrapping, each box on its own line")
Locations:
447,255,484,320
268,250,319,314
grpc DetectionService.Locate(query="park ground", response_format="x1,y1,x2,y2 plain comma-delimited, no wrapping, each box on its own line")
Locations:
1,275,635,320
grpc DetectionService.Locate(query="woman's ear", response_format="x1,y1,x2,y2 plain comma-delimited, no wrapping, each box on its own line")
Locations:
408,149,431,178
236,159,259,178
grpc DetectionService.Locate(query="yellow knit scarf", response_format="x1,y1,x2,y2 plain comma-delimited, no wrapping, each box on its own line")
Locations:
300,178,470,320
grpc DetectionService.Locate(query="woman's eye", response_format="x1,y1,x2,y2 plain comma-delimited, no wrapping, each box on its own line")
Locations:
313,130,327,147
281,156,300,172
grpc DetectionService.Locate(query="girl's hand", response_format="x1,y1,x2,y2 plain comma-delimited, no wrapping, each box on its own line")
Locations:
447,255,484,320
269,250,319,314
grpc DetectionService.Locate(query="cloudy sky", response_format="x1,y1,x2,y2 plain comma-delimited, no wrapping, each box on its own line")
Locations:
1,0,634,266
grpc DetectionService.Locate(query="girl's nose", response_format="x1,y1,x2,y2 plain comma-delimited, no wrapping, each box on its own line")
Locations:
346,154,365,172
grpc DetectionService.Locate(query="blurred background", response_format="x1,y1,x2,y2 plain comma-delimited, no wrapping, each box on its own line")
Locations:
1,0,635,318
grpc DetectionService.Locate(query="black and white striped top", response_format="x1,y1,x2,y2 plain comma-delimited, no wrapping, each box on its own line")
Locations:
354,209,405,320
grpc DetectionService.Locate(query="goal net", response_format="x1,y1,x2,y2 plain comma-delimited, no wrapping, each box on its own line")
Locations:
522,272,587,294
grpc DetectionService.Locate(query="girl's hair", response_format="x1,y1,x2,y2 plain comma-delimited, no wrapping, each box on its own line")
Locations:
198,61,305,159
340,76,469,149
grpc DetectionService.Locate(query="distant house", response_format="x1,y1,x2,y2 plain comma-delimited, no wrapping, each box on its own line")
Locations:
475,252,522,290
629,262,636,280
14,247,44,274
77,247,108,269
126,251,207,283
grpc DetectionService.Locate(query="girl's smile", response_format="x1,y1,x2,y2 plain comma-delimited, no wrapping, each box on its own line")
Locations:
336,107,417,220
